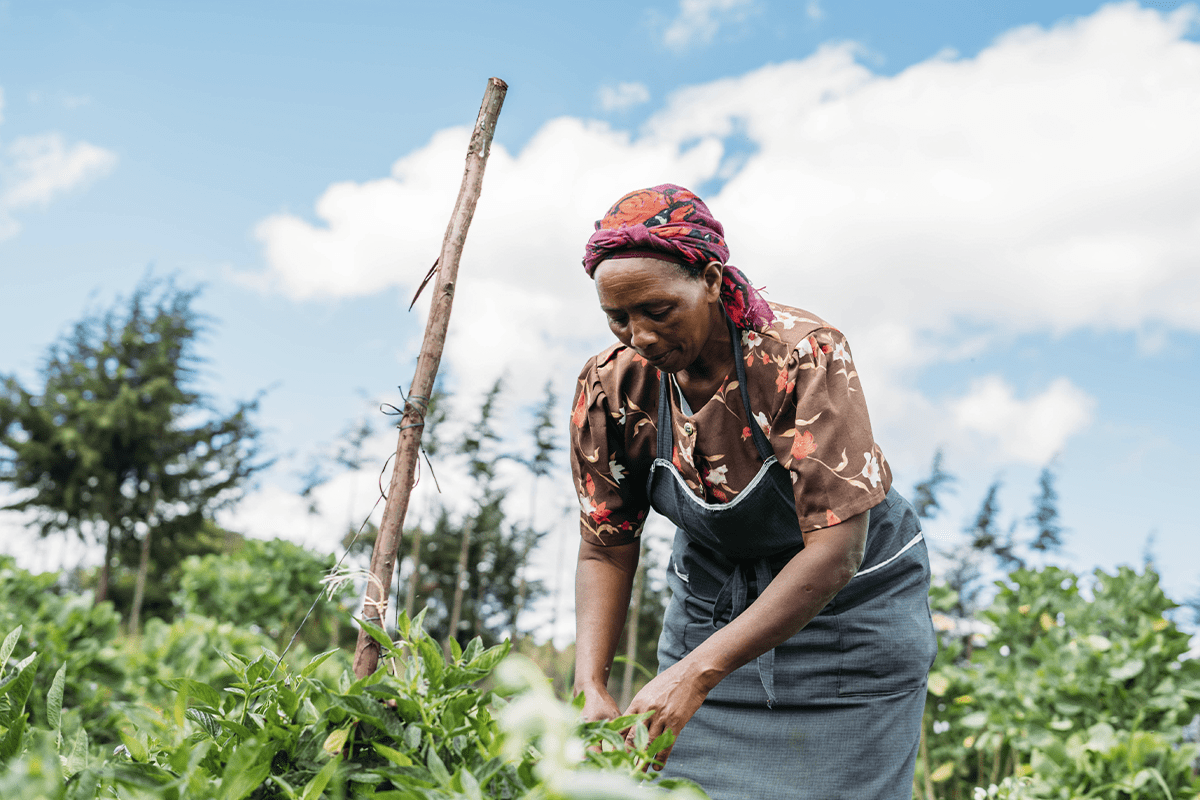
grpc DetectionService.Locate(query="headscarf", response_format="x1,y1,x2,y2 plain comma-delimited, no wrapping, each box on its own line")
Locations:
582,184,774,331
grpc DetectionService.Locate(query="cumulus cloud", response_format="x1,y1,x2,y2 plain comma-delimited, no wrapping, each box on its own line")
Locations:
0,127,117,240
598,82,651,112
663,0,755,50
950,376,1096,465
245,2,1197,455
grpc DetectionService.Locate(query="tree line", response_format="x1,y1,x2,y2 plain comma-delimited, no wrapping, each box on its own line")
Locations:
0,279,573,663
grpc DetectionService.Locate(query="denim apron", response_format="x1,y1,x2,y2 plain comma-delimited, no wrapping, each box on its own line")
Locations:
651,320,937,800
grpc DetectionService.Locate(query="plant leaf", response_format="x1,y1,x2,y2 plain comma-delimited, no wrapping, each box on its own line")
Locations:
219,739,275,800
46,664,66,737
301,649,339,678
0,626,21,671
427,747,451,786
64,727,89,777
323,727,351,755
301,754,341,800
458,767,484,800
373,742,412,767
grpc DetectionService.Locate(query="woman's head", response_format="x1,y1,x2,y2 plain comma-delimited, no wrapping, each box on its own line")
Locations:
593,255,725,374
582,184,773,332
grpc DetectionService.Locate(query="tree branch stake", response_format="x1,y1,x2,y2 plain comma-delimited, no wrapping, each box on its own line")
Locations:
353,77,508,678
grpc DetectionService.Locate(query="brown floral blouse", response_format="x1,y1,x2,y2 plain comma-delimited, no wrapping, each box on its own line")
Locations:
570,302,892,547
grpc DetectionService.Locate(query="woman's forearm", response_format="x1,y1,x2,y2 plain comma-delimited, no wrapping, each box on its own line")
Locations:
573,538,640,696
682,511,869,693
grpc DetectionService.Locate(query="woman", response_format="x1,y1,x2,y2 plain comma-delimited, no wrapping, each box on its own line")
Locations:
571,184,937,799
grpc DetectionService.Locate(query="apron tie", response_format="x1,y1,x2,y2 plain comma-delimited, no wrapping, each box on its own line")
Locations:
712,558,779,708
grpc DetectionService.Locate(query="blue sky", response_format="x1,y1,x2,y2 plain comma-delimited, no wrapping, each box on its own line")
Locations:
1,0,1197,636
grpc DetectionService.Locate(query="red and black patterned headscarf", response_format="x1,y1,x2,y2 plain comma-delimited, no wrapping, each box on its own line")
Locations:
582,183,774,331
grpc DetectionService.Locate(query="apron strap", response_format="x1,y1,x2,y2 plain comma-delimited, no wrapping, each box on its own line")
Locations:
656,370,672,462
712,558,779,709
655,317,776,464
652,316,784,709
728,317,775,463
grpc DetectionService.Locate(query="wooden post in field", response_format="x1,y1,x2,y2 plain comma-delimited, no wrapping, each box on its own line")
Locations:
353,77,508,678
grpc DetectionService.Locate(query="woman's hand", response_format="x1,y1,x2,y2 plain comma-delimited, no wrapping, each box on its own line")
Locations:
622,659,711,770
579,684,622,723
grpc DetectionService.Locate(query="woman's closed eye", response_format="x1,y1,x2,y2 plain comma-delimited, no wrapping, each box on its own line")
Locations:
644,306,672,320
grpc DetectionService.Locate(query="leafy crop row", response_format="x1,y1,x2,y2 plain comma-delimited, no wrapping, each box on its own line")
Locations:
3,552,1199,798
0,595,704,799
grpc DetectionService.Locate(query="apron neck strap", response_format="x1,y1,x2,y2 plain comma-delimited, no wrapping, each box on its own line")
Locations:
655,317,776,464
729,317,775,462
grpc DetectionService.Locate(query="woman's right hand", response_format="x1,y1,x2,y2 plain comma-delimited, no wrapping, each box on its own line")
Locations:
578,684,622,723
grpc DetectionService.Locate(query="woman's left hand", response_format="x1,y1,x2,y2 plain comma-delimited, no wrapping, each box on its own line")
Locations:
623,659,711,770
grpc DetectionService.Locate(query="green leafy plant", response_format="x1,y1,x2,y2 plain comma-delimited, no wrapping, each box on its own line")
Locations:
920,564,1200,799
0,610,708,799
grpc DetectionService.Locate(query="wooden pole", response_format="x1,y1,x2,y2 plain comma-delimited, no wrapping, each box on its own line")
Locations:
353,77,508,678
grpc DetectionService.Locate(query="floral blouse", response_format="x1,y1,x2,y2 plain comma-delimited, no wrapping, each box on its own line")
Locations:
570,302,892,547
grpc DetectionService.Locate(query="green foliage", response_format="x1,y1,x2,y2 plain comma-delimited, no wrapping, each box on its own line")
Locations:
920,564,1200,799
0,611,707,799
175,538,355,651
403,379,546,650
0,278,266,623
0,557,127,737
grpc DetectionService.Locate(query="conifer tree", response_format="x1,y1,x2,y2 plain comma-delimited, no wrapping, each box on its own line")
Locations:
0,279,264,629
1028,466,1064,553
509,381,556,640
911,448,955,519
966,480,1002,551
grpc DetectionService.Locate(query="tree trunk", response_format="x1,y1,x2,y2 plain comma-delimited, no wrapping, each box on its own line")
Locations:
445,517,474,659
96,527,113,604
619,537,647,708
511,528,534,642
403,527,423,620
510,478,539,642
129,525,152,635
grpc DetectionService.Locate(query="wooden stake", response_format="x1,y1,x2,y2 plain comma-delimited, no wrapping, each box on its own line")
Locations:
353,77,508,678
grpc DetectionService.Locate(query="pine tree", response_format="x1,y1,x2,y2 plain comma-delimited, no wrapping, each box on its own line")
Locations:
509,381,557,641
911,448,955,519
0,279,265,629
1028,467,1064,553
967,480,1002,551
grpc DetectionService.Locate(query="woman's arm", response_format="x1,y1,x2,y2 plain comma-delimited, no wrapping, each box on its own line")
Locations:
574,537,641,722
624,510,868,765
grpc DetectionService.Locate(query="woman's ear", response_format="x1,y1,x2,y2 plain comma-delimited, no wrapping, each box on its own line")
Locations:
702,261,724,302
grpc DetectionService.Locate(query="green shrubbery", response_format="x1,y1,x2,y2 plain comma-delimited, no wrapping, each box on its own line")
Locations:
2,550,1198,799
0,551,703,799
920,565,1200,798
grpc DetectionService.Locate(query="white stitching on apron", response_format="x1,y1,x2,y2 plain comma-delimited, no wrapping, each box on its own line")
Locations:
853,532,924,579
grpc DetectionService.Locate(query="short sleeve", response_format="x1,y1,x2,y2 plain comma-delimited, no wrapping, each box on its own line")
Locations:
773,328,892,532
570,357,650,546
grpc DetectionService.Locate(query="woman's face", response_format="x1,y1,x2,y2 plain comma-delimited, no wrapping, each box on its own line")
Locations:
593,256,724,374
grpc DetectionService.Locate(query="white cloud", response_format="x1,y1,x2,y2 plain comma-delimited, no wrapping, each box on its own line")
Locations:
0,129,117,240
663,0,755,50
598,82,651,112
806,0,824,22
3,133,117,209
951,376,1096,464
245,1,1199,466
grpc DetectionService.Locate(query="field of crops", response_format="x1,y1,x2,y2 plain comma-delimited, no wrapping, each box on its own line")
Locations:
1,553,1198,799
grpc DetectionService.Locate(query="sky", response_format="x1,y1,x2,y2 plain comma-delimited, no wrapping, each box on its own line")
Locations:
1,0,1198,641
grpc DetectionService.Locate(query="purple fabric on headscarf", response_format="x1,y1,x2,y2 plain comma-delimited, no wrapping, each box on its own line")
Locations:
582,184,773,331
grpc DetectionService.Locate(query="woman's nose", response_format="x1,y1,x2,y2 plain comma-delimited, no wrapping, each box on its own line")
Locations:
629,322,658,351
